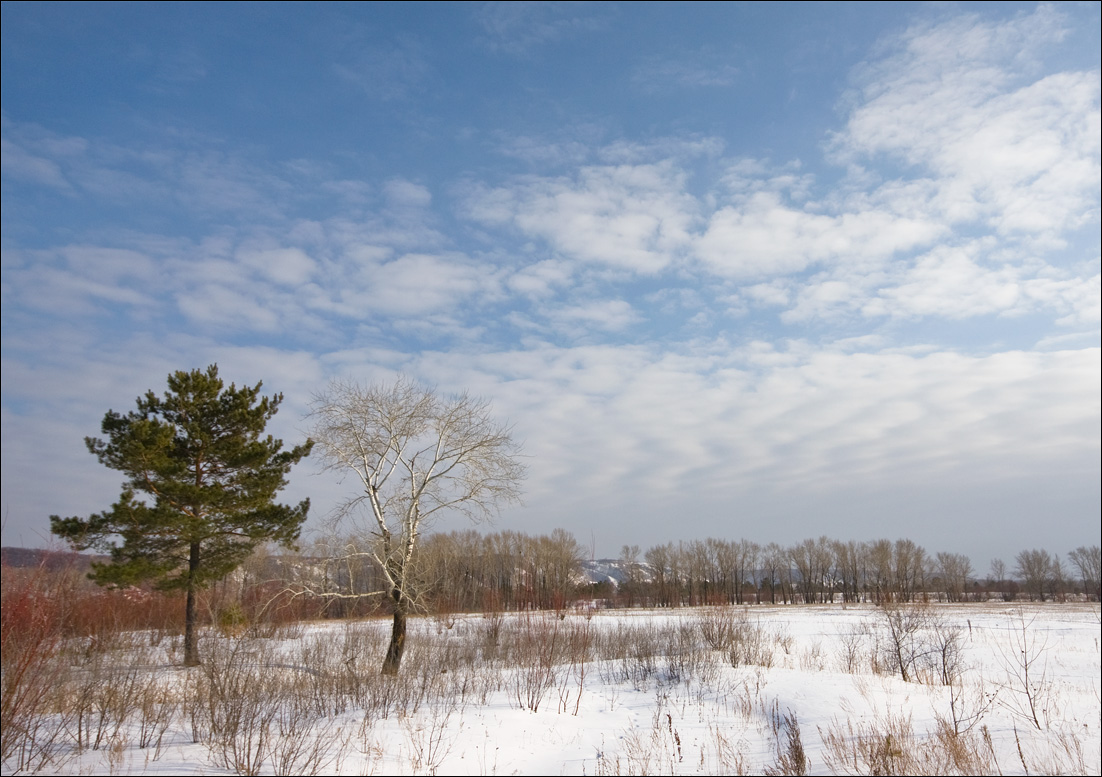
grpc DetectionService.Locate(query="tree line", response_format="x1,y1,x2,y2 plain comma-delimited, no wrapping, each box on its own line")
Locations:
626,537,1100,606
285,531,1100,612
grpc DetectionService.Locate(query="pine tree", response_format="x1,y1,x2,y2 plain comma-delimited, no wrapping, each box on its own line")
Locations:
51,365,313,665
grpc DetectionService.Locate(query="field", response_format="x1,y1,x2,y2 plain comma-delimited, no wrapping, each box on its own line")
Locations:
2,601,1099,775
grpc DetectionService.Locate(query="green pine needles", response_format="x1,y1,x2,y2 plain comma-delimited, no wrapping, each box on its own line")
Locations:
50,365,313,665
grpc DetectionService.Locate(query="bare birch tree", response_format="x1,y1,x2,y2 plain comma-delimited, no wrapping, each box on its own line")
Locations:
1068,545,1101,600
1015,548,1054,602
935,552,973,603
308,377,525,674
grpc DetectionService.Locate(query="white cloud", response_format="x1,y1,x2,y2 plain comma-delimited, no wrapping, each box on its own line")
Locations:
550,299,640,333
466,163,698,273
505,258,575,297
777,239,1101,326
238,247,318,287
384,179,432,209
58,246,157,281
697,7,1101,325
717,159,814,201
395,340,1100,529
176,283,284,333
742,280,791,307
0,136,71,189
1,245,159,316
869,246,1024,319
1053,273,1101,327
330,251,498,318
695,191,944,279
833,6,1101,238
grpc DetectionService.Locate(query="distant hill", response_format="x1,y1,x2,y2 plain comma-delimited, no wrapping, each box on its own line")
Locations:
0,546,104,571
580,558,631,587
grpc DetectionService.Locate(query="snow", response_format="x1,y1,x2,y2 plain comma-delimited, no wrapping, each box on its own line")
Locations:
5,603,1099,776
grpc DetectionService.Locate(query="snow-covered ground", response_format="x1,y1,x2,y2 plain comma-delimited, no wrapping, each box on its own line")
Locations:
6,602,1099,775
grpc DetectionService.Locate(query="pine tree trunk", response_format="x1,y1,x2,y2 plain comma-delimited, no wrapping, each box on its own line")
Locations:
183,541,201,666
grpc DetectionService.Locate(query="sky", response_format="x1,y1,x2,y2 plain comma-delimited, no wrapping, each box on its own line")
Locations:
2,2,1099,571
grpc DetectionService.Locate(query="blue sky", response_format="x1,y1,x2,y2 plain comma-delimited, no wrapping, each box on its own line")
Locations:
2,2,1099,571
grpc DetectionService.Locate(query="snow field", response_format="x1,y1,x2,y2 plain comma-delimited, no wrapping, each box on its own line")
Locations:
3,602,1099,775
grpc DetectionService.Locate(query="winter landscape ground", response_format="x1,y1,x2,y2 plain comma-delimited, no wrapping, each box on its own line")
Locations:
3,600,1099,776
